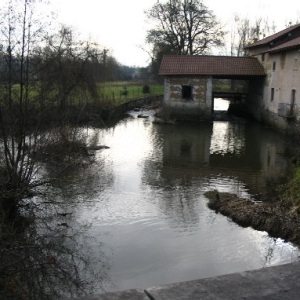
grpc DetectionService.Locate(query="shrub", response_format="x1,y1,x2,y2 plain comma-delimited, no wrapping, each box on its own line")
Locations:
142,84,150,94
282,167,300,210
121,86,128,96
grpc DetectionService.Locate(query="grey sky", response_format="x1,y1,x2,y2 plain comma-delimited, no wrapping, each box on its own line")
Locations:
50,0,300,66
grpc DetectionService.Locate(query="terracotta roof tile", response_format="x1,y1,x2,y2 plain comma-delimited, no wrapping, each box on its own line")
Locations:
268,36,300,53
159,55,265,76
246,23,300,48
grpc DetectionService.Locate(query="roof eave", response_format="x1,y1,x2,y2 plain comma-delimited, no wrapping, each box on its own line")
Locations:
159,73,266,77
268,44,300,54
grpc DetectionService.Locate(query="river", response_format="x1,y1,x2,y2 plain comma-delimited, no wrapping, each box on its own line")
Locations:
35,101,300,297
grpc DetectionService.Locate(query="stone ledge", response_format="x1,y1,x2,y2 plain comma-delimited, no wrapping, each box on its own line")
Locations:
146,262,300,300
78,289,149,300
77,262,300,300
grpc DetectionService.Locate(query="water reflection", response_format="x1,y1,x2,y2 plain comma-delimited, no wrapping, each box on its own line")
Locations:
9,109,298,296
160,122,211,169
0,138,114,298
79,111,298,292
148,119,287,199
210,121,245,156
0,205,110,299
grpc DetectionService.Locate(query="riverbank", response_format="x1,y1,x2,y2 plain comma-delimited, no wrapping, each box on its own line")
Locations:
204,190,300,245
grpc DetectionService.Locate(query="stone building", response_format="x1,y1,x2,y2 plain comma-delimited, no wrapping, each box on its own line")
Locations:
245,23,300,132
159,55,265,121
159,24,300,132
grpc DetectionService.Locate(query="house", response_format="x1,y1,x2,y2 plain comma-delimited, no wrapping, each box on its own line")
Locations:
245,23,300,131
159,24,300,131
159,55,265,121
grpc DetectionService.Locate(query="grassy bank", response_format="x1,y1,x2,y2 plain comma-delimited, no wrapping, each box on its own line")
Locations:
204,166,300,246
280,167,300,213
0,81,163,125
0,82,163,108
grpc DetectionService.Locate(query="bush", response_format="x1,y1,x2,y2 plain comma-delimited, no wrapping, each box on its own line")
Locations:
121,86,128,96
282,167,300,211
142,84,150,94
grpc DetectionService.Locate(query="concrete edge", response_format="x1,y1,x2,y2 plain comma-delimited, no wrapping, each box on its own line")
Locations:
77,262,300,300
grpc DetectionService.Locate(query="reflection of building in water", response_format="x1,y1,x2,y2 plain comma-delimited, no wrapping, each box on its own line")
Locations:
162,123,212,169
152,121,289,197
210,121,245,155
260,139,287,179
142,121,290,231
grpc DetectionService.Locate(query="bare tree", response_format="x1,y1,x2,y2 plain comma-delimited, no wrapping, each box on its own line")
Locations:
0,0,50,218
145,0,224,56
39,26,103,111
231,16,276,57
0,1,104,218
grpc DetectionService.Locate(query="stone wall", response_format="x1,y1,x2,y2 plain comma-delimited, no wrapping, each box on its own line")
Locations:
261,109,300,136
163,76,212,121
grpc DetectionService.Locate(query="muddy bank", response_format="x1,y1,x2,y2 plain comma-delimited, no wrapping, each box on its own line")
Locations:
204,191,300,245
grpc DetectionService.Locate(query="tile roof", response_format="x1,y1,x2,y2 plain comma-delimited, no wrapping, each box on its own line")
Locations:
159,55,265,76
268,35,300,53
246,23,300,49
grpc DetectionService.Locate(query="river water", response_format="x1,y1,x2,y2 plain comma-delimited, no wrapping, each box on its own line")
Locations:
37,101,300,296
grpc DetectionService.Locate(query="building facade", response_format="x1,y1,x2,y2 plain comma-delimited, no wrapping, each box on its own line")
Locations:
159,24,300,131
246,24,300,132
159,55,265,121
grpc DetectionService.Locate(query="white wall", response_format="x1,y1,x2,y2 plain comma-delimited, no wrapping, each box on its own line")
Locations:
262,50,300,117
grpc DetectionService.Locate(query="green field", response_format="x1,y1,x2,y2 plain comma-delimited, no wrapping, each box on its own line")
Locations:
0,81,164,107
97,82,164,105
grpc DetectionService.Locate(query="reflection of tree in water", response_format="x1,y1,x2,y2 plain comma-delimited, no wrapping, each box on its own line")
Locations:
36,126,114,204
261,237,299,267
143,159,204,232
0,127,114,298
157,178,201,232
38,127,114,205
43,157,113,205
141,124,211,231
264,238,277,266
0,205,110,299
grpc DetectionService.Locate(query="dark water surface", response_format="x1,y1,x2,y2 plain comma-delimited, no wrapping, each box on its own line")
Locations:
39,106,300,295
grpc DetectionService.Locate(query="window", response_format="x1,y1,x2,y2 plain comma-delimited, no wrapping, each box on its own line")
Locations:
294,58,298,70
272,61,276,71
271,88,274,101
182,85,193,100
262,53,265,62
291,89,296,106
290,89,296,116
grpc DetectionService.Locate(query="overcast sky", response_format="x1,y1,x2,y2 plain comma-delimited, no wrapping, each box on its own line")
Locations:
50,0,300,67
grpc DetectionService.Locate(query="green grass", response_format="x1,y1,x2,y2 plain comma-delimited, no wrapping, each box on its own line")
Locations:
282,167,300,211
97,82,164,105
0,81,164,108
